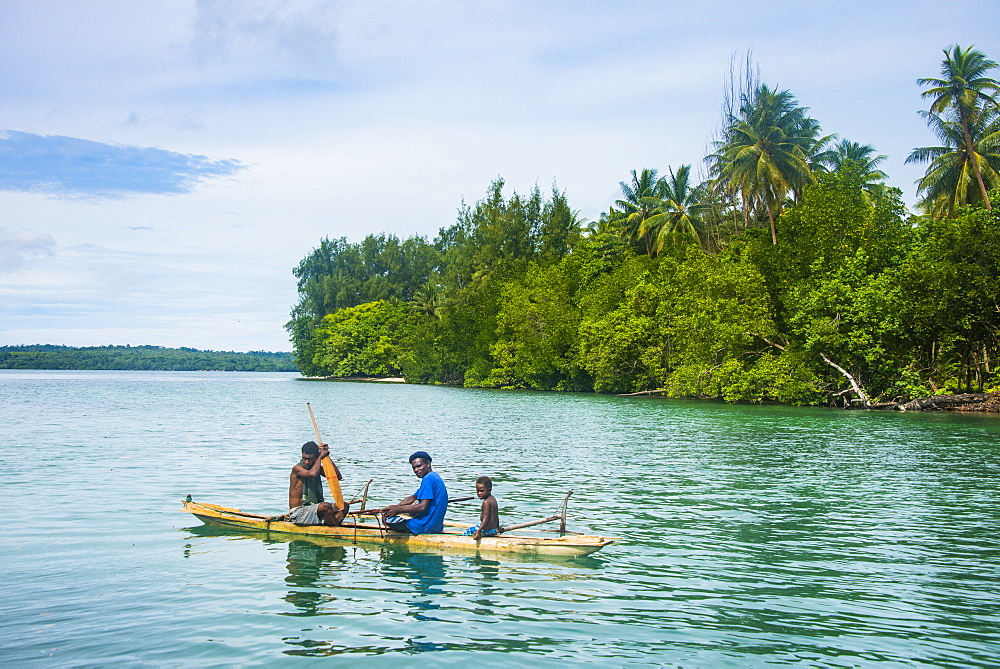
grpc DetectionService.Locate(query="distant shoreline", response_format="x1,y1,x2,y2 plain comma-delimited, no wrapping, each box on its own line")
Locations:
301,376,406,383
0,344,297,372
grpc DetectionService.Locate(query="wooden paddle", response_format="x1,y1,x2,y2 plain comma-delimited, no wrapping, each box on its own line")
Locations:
307,402,346,509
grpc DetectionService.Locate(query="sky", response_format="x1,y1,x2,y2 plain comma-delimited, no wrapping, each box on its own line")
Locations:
1,0,997,353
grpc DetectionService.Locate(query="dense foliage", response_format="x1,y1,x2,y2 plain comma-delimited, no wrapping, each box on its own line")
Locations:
0,345,297,372
287,46,1000,405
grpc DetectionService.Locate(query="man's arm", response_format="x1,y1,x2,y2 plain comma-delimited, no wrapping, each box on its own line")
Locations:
289,446,329,507
310,445,343,480
317,444,344,480
382,496,428,518
292,446,329,479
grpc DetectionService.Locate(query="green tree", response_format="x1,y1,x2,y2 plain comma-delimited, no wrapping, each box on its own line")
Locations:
906,106,1000,217
409,281,443,319
434,180,532,384
892,206,1000,392
577,254,664,392
608,169,668,256
286,234,437,374
914,44,1000,211
310,300,414,377
662,249,821,404
776,167,914,403
643,165,707,253
538,185,584,261
822,140,888,186
709,85,827,245
484,260,587,390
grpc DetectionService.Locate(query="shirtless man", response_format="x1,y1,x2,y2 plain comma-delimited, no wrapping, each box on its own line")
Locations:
287,441,349,526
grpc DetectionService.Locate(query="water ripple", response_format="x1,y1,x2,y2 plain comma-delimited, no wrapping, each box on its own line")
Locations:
2,371,999,665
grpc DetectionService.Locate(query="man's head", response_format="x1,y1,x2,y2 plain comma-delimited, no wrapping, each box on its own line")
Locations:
476,475,493,498
409,451,433,478
301,441,320,467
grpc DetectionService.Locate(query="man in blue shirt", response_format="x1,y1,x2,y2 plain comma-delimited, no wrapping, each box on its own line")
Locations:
382,451,448,534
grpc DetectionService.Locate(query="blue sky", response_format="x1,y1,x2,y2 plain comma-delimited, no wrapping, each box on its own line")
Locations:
0,131,244,196
0,0,996,352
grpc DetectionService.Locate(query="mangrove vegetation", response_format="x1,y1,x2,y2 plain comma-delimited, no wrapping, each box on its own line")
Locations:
287,46,1000,406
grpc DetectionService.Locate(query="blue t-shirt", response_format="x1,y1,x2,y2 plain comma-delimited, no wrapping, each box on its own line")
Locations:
406,471,448,534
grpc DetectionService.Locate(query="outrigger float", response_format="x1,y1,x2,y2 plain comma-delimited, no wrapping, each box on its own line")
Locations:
181,490,616,557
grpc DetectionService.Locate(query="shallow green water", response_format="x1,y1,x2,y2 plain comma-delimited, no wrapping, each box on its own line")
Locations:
1,370,999,666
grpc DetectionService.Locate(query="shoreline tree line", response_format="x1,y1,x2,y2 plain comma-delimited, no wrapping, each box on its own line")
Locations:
287,46,1000,406
0,345,297,372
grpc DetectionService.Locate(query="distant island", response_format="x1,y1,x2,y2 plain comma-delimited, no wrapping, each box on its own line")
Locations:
0,345,297,372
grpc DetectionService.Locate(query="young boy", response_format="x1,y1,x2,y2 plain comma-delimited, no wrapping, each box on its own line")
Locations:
462,476,501,540
287,441,349,527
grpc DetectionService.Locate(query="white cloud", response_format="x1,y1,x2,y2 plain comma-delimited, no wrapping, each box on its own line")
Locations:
0,227,56,274
190,0,342,72
0,240,296,350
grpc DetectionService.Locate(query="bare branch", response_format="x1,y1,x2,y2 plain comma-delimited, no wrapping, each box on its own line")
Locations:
820,352,872,407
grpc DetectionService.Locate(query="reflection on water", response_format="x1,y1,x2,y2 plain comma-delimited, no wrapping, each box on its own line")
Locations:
382,549,448,628
179,523,613,659
467,553,502,581
283,540,348,617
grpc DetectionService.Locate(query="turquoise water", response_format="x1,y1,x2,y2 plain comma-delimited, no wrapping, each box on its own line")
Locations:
1,370,999,666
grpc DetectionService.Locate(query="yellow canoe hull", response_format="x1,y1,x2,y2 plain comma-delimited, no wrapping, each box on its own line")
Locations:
181,500,616,557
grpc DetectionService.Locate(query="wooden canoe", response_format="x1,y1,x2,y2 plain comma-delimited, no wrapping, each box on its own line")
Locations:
181,499,616,557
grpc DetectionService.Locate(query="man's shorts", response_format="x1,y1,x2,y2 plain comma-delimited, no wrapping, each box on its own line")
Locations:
462,523,499,537
289,504,321,526
383,515,413,533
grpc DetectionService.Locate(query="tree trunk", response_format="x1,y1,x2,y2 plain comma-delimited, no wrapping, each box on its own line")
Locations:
899,392,991,411
767,204,777,245
820,353,872,407
961,110,993,211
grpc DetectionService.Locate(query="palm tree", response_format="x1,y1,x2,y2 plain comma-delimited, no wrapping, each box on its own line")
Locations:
801,119,837,187
639,165,707,252
917,44,1000,210
410,283,443,319
820,139,890,199
608,168,668,256
824,140,888,176
709,84,824,245
585,208,632,258
906,106,1000,217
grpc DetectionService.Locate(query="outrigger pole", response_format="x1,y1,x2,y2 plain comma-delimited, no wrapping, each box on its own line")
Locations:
346,479,374,512
346,495,476,518
339,489,581,536
502,491,574,533
559,489,572,533
437,490,578,535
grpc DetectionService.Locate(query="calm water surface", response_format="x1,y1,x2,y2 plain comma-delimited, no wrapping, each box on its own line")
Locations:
1,370,999,666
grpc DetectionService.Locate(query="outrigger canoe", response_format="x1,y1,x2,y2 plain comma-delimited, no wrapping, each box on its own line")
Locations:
181,498,616,557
